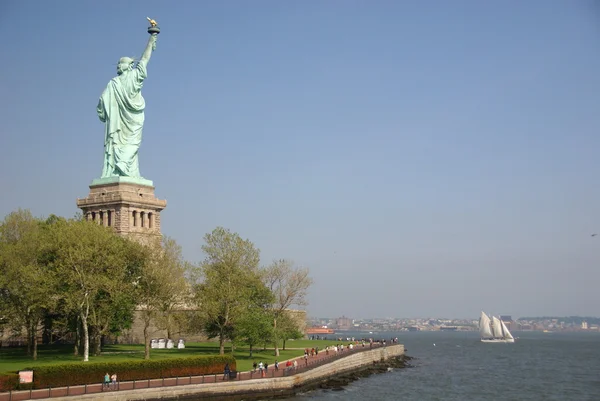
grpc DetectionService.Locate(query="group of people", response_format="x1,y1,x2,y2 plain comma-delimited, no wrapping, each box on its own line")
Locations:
285,359,298,371
220,338,397,381
250,360,280,376
103,372,118,390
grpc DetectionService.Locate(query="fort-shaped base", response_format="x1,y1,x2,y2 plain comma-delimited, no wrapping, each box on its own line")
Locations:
77,180,166,245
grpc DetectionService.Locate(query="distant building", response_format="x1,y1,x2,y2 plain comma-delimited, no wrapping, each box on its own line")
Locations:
335,316,352,330
500,316,516,331
582,321,588,330
439,326,458,331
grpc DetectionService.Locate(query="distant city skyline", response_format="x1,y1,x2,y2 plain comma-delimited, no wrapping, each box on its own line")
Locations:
307,315,600,334
308,314,600,321
1,1,599,318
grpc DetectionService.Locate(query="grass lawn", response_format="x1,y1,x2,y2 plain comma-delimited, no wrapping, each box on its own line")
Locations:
0,339,340,374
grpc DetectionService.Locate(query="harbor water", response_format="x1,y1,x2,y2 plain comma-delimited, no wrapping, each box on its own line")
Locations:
287,330,600,400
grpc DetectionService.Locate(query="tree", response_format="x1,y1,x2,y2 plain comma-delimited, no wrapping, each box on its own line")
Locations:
192,227,261,355
234,308,273,358
262,259,313,356
232,280,275,357
0,209,56,360
136,237,190,360
87,286,139,356
47,219,144,362
276,312,304,350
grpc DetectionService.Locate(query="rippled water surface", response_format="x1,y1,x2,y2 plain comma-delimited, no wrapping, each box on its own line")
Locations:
287,331,600,401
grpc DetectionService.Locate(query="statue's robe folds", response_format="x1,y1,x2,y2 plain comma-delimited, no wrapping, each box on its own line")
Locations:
97,60,148,178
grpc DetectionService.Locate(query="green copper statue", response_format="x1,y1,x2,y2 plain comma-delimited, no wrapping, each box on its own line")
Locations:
95,18,160,184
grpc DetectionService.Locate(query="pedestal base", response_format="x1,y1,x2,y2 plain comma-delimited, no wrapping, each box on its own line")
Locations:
76,180,167,245
91,176,154,187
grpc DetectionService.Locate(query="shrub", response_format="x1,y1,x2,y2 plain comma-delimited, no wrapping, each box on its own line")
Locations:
0,374,19,392
3,355,236,390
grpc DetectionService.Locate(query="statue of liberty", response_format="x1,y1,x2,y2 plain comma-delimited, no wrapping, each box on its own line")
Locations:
96,19,159,181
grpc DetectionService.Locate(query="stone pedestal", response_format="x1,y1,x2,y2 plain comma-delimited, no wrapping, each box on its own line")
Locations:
76,180,167,244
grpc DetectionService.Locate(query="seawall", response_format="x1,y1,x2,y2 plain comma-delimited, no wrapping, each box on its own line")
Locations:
40,344,404,401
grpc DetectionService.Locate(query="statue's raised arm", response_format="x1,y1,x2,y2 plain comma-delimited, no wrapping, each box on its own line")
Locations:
141,35,157,63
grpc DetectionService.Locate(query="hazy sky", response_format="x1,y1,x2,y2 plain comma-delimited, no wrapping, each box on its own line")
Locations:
1,1,599,320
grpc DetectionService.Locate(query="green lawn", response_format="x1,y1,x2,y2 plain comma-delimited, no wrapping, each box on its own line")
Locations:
0,339,339,374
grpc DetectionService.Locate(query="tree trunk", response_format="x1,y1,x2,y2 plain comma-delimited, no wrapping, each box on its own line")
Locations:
166,313,172,340
89,331,96,356
283,339,287,350
144,314,151,360
219,332,225,355
92,333,102,356
74,317,81,356
81,315,89,361
33,328,38,360
81,303,90,362
249,344,253,358
43,315,52,345
26,315,32,357
273,317,280,357
32,319,38,361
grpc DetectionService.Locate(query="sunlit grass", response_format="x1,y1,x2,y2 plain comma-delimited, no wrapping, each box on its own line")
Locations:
0,338,342,374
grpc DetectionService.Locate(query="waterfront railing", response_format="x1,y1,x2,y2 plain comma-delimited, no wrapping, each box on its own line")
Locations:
0,341,391,401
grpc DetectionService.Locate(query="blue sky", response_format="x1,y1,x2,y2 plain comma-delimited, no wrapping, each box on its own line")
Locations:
1,1,599,319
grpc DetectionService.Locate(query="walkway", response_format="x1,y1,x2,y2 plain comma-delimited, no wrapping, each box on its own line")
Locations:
1,342,393,401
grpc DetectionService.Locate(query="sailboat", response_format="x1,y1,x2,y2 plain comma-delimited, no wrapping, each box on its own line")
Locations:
479,311,515,343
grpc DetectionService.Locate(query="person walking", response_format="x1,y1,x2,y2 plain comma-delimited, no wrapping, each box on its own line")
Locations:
223,363,231,380
110,373,117,390
103,373,110,390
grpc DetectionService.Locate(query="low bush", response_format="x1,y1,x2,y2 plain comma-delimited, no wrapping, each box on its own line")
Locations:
0,355,235,391
0,374,19,392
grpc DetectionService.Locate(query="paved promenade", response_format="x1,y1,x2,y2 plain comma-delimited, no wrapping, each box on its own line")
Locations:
1,342,395,401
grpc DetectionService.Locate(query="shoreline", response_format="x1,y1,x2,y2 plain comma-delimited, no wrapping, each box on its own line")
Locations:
9,344,405,401
165,354,414,401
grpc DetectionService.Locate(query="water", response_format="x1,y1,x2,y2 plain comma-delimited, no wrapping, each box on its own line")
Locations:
288,331,600,400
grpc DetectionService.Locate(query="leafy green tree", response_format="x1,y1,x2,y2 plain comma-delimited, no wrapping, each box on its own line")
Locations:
68,238,144,356
262,259,313,356
192,227,261,355
88,287,139,356
232,280,275,357
0,209,56,360
277,312,304,350
234,308,273,358
136,237,190,359
47,219,144,362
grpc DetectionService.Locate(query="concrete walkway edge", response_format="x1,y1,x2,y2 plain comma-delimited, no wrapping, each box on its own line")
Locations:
4,344,404,401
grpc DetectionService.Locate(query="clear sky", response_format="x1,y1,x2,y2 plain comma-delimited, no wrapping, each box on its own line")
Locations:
1,1,599,320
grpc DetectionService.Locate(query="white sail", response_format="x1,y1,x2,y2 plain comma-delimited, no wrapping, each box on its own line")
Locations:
501,320,514,340
492,316,503,338
479,311,493,338
479,311,515,343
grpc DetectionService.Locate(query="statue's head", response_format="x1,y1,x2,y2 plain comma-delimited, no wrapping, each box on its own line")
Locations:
117,57,135,75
